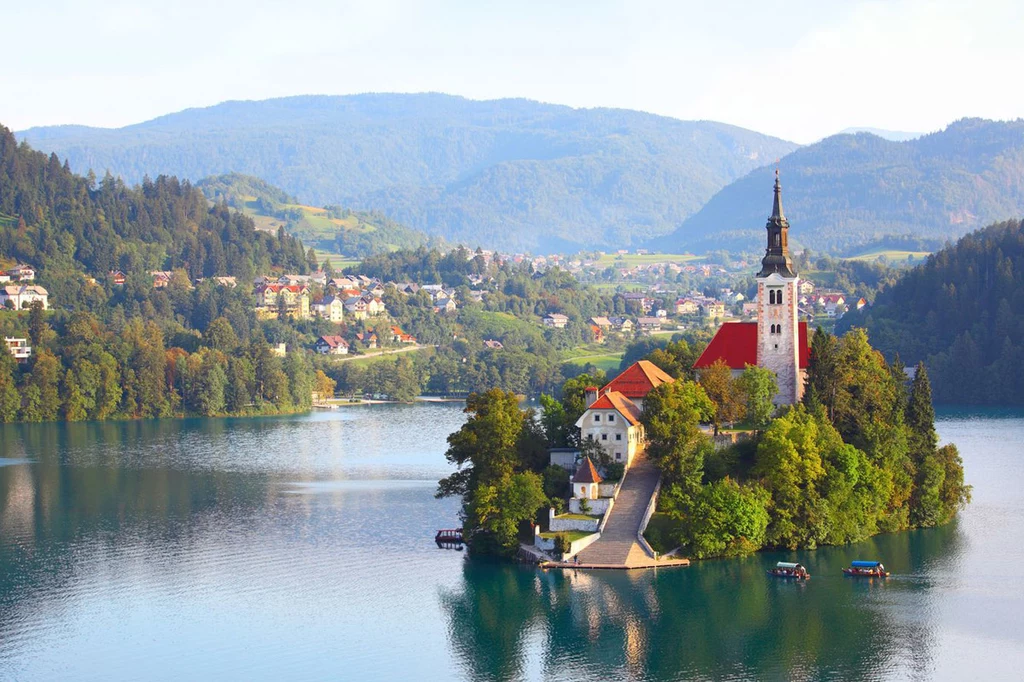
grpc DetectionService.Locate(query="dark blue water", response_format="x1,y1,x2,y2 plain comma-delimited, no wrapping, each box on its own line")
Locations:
0,405,1020,680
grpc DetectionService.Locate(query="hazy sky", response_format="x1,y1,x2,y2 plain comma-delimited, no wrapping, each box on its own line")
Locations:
4,0,1023,142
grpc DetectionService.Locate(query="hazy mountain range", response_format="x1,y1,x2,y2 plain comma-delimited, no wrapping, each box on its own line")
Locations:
17,96,1024,256
652,118,1024,254
18,94,795,253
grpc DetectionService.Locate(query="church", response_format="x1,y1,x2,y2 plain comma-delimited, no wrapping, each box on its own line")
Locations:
693,170,809,405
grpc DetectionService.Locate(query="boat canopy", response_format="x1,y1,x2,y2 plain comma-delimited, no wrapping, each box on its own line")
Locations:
776,562,801,569
851,560,882,568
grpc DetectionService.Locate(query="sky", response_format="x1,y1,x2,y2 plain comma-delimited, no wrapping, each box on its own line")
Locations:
4,0,1024,143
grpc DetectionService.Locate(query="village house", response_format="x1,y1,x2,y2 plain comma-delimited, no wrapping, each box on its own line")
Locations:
4,337,31,363
590,325,605,343
608,316,634,333
356,332,378,349
344,296,369,320
6,264,35,281
0,284,49,310
314,335,349,355
255,283,311,320
389,326,417,344
150,271,174,288
569,360,675,470
589,316,612,329
483,339,504,350
434,296,457,313
312,295,345,323
543,313,569,329
637,316,662,331
700,301,726,320
108,270,126,286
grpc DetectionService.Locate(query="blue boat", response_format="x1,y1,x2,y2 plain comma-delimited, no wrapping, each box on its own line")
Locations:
767,561,809,579
843,560,889,577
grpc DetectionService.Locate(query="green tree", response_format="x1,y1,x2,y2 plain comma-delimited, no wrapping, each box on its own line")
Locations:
61,369,88,421
676,478,770,559
698,359,745,434
0,350,20,421
27,300,47,348
737,364,778,430
642,380,715,493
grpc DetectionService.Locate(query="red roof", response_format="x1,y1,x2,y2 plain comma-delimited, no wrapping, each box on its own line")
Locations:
692,322,809,369
601,360,675,399
588,392,642,426
573,457,603,484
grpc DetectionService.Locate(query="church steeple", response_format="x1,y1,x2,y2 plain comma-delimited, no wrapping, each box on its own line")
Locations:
757,168,796,278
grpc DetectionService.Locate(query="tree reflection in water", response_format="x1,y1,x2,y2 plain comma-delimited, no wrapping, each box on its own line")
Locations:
440,522,964,680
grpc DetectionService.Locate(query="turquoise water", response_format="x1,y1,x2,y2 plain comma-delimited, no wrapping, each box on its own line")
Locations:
0,405,1021,680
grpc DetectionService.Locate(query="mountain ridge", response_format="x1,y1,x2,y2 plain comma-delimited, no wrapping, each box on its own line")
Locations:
651,118,1024,253
17,93,798,253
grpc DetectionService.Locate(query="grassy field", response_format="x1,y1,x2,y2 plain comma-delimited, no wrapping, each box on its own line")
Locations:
594,252,703,267
844,248,931,263
562,352,623,373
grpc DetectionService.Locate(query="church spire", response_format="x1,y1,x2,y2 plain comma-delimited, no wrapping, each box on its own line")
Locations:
757,168,796,278
771,167,784,221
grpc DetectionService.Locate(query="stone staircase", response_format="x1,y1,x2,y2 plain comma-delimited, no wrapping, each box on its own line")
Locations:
575,452,660,567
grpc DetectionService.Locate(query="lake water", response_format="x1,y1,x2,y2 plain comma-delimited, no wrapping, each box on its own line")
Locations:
0,404,1021,681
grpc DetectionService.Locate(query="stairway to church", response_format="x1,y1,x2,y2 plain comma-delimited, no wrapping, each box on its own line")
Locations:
575,452,660,567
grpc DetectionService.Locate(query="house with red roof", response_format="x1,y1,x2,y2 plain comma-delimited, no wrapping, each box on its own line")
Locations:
569,359,675,469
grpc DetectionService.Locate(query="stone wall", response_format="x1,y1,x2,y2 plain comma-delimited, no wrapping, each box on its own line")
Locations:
569,497,611,516
550,514,600,533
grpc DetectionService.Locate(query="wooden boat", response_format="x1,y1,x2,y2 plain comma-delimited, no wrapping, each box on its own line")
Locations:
435,528,464,549
767,561,810,579
843,560,889,577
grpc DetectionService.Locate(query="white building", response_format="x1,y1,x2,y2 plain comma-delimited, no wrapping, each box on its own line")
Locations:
0,285,48,310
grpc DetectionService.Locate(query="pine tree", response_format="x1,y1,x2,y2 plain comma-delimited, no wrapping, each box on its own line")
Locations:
906,362,938,458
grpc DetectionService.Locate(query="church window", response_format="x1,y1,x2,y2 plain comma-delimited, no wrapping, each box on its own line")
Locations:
601,434,607,441
594,414,600,422
608,414,615,423
616,434,622,441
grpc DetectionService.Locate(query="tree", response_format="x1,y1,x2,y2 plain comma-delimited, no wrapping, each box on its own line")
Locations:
469,471,547,555
737,364,778,430
314,370,336,402
203,317,239,352
437,389,525,500
27,349,61,421
676,478,770,559
642,380,715,493
0,350,20,421
906,362,937,457
698,359,745,434
61,369,87,421
27,300,47,348
803,327,839,420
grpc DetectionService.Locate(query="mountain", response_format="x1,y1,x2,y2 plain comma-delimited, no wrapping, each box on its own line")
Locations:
837,218,1024,404
17,94,797,253
837,127,923,142
195,173,437,259
0,124,310,308
652,118,1024,254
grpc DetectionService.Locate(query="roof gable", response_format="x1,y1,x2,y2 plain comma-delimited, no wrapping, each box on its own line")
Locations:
601,360,675,399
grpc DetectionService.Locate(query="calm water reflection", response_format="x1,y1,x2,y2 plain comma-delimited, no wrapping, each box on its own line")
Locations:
0,405,1021,680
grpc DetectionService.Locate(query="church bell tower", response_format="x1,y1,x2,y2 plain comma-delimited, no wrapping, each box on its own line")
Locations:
756,169,803,405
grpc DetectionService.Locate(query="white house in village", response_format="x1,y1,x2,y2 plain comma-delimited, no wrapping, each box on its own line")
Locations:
312,295,345,323
0,285,48,310
570,359,674,467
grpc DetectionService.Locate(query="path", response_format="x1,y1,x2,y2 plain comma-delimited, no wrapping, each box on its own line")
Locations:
331,344,429,363
572,452,677,568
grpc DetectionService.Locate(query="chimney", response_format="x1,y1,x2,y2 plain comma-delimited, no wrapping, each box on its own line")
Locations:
585,386,599,408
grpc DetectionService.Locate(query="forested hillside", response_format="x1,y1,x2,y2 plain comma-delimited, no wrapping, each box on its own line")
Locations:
0,125,316,421
18,94,797,252
196,173,435,258
654,118,1024,253
838,218,1024,404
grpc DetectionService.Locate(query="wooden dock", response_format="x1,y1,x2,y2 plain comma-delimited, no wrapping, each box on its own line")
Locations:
539,557,690,571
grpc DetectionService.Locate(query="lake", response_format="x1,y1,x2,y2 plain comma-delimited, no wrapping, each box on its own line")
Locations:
0,404,1021,680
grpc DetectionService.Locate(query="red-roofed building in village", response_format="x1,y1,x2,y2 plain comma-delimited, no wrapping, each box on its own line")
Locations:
693,170,809,405
570,359,672,469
